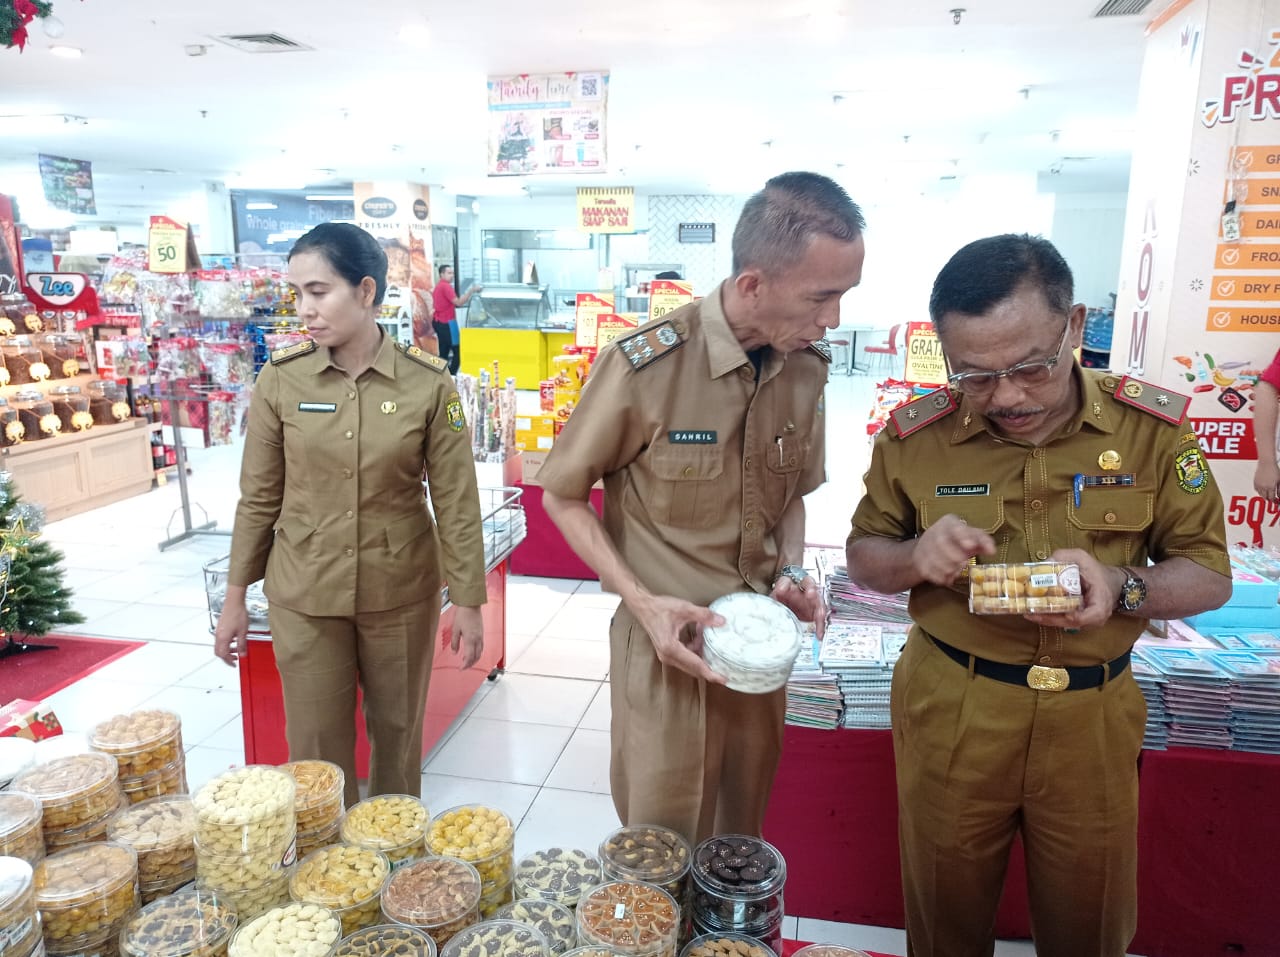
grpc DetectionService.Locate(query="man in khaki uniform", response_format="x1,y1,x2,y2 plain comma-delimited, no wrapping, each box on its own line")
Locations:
847,234,1231,957
539,172,866,843
216,223,486,806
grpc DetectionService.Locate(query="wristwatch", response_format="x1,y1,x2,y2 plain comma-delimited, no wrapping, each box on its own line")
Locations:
773,564,807,588
1116,567,1148,613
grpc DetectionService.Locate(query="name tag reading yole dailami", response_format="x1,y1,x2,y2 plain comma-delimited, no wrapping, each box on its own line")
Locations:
935,484,990,496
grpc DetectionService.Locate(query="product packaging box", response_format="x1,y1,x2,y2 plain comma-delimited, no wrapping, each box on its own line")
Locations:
1,699,64,740
969,562,1082,615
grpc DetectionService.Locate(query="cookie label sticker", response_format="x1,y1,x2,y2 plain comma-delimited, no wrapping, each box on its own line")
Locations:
1175,446,1209,494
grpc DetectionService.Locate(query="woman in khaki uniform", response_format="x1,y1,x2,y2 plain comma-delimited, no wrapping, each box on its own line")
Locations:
214,223,486,806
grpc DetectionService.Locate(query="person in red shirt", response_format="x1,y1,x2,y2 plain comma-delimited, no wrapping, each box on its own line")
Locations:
1253,347,1280,501
432,265,481,375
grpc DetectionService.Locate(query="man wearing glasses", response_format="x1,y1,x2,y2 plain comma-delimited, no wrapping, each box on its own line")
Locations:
846,234,1231,957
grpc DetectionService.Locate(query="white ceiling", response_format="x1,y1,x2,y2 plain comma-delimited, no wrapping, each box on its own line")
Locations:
0,0,1156,225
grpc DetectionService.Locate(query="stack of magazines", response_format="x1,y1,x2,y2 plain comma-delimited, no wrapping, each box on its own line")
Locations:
785,639,843,730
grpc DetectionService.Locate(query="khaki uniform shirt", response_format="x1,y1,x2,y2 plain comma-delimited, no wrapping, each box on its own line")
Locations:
537,282,828,605
849,367,1230,667
227,333,487,616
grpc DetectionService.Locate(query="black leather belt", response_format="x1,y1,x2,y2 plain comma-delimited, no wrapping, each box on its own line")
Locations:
930,635,1130,692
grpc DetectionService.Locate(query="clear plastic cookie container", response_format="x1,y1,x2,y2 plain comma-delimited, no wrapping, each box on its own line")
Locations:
296,820,342,862
514,850,601,908
968,562,1082,614
106,795,197,891
494,899,575,955
227,902,341,957
478,881,514,919
0,792,46,866
426,805,514,897
194,847,295,921
575,881,680,957
120,758,188,805
193,766,296,858
700,594,803,693
34,841,139,953
380,858,481,947
598,825,691,904
334,924,436,957
679,932,776,957
341,796,428,870
788,947,871,957
440,919,549,957
689,837,786,953
89,709,184,782
290,844,391,937
11,754,125,837
0,855,41,957
117,883,238,957
281,761,345,842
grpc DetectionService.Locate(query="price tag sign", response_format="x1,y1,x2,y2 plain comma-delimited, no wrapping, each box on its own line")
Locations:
648,279,694,323
597,313,640,349
148,216,189,273
575,292,615,349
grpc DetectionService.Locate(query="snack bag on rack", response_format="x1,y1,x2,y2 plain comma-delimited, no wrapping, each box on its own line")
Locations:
195,271,251,319
867,378,915,440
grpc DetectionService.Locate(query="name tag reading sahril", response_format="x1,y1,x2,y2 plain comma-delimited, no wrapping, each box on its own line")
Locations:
668,431,717,444
935,484,990,496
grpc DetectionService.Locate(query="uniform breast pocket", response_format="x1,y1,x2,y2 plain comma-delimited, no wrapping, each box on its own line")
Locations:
1068,490,1152,566
918,497,1005,536
763,434,809,508
649,449,725,529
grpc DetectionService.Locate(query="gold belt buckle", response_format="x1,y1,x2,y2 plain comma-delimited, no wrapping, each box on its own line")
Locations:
1027,665,1070,692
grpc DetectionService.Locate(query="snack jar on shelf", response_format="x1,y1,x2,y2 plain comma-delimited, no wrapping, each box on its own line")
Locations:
50,385,93,434
12,390,59,440
0,291,40,336
2,338,45,386
37,333,83,379
88,379,132,426
0,397,24,447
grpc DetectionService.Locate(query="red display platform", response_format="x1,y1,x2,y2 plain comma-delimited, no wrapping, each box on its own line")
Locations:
764,726,1280,955
510,483,602,580
237,563,508,775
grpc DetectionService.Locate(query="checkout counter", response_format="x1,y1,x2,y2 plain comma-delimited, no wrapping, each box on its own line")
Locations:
460,283,575,388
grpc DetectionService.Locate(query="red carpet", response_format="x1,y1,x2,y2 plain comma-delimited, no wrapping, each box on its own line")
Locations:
0,634,145,702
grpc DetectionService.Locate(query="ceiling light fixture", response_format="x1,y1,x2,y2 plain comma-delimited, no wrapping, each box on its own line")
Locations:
49,45,82,58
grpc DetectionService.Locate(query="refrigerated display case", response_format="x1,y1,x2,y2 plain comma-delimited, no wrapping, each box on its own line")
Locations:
461,284,564,387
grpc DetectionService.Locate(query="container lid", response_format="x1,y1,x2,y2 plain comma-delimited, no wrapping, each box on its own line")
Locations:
788,947,870,957
493,899,575,952
598,825,690,884
440,919,550,957
681,932,777,957
341,794,427,850
427,804,514,861
701,594,802,671
119,758,187,789
11,752,119,805
49,386,83,396
334,924,436,957
0,736,36,785
289,844,389,909
0,790,43,839
381,858,481,925
118,884,238,957
576,882,679,951
280,760,345,812
6,336,34,346
514,849,601,903
560,949,619,957
90,710,182,755
107,795,195,851
11,389,45,402
193,765,295,825
691,835,786,899
34,841,137,904
229,902,341,957
0,855,34,910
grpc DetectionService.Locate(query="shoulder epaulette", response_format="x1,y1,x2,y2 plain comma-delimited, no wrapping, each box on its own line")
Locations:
396,341,448,372
269,340,316,365
889,388,958,439
615,319,684,371
807,340,832,363
1112,376,1190,424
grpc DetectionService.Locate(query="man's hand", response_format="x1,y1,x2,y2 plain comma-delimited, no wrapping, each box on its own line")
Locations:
447,605,485,669
912,514,997,585
213,600,249,667
628,593,727,683
1023,548,1123,631
771,574,827,639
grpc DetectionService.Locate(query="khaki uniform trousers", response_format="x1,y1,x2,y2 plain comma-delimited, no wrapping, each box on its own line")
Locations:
891,632,1147,957
269,595,440,807
609,605,786,845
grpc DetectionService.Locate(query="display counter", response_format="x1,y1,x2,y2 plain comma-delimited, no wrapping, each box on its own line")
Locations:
763,726,1280,956
510,481,601,579
460,283,577,388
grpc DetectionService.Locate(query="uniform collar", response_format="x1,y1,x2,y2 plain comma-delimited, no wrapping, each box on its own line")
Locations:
314,329,398,380
702,281,782,380
949,364,1116,444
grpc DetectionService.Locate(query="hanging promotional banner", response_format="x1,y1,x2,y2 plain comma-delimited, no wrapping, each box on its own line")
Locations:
596,313,640,349
38,153,97,215
488,72,609,175
148,216,192,273
902,322,946,385
577,186,634,233
353,182,434,347
574,292,614,348
1111,4,1280,546
647,279,694,323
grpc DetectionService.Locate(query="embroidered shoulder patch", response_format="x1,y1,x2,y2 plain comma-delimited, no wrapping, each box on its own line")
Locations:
270,340,317,365
1174,445,1210,494
807,339,832,362
889,389,957,439
446,393,466,432
1113,376,1190,424
396,341,448,372
615,320,684,371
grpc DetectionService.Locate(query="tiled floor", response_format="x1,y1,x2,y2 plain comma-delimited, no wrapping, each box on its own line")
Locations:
25,370,1042,956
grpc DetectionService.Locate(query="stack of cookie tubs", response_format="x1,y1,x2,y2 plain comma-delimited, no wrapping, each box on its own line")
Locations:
281,761,346,860
0,855,43,957
89,711,188,807
10,753,126,852
425,806,516,918
107,796,198,903
33,840,140,956
116,883,238,957
0,791,46,867
598,826,692,945
688,837,786,956
192,766,298,921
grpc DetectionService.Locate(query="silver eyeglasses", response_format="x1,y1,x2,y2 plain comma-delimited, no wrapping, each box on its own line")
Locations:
946,321,1071,396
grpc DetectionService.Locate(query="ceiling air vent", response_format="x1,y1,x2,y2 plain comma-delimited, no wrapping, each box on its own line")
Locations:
212,33,313,54
1093,0,1156,16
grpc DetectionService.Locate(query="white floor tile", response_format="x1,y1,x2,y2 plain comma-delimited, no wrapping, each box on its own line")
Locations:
471,674,599,727
514,787,620,861
196,716,248,753
539,603,615,642
579,682,610,732
185,746,244,793
175,658,242,692
992,942,1037,957
88,640,212,685
58,598,133,631
137,686,241,746
72,571,188,603
77,602,210,644
424,717,572,786
795,919,907,954
418,773,541,826
41,677,171,734
543,728,611,794
571,581,622,611
509,636,610,681
781,917,798,940
148,579,215,610
502,632,538,667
